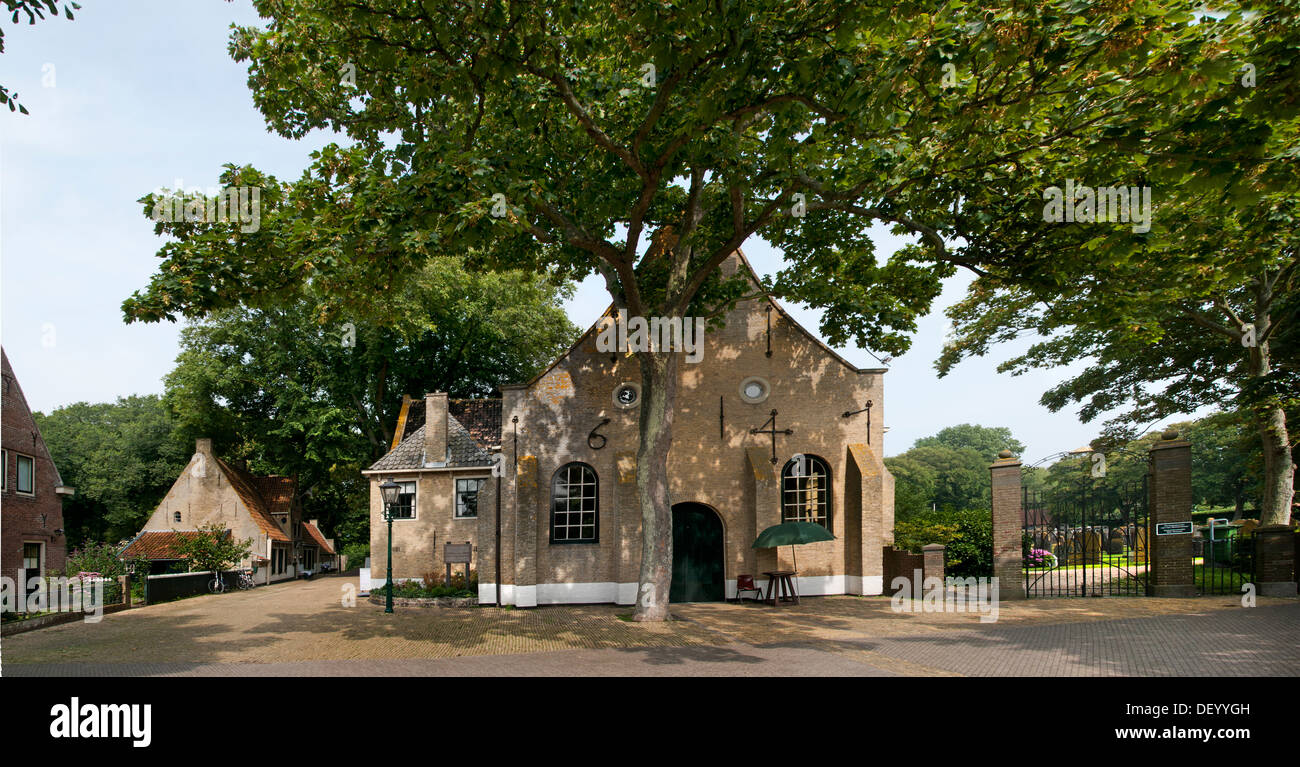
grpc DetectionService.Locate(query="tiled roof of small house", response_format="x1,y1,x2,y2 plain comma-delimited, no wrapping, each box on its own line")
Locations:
300,520,335,555
215,458,292,542
393,397,502,450
368,415,493,471
451,399,502,447
120,530,226,560
250,475,297,517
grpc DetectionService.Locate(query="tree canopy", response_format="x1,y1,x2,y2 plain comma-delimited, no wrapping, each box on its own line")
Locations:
34,395,193,546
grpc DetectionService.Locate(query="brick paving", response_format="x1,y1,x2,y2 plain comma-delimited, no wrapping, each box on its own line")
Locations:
2,574,1296,676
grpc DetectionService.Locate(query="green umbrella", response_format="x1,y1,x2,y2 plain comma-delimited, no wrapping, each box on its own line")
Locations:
752,521,835,574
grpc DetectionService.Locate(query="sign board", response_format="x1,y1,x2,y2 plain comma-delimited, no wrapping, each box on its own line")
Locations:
445,542,473,564
1155,521,1194,536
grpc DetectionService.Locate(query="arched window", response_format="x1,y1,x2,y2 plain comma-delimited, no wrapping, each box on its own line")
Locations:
551,462,598,543
173,511,182,524
782,455,831,531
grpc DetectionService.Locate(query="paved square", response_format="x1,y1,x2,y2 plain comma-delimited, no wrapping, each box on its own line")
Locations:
2,575,1296,676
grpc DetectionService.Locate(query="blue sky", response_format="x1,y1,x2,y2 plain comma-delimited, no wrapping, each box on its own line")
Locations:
0,1,1200,461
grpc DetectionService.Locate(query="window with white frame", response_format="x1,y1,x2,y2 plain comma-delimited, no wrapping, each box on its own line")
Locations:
550,463,598,543
15,453,34,495
390,480,416,519
781,455,831,531
456,478,486,518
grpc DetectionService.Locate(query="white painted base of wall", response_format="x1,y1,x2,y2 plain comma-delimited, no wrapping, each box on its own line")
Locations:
479,575,883,606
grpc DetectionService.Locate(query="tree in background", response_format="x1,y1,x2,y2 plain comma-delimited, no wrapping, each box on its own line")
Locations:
34,395,192,545
163,255,578,551
913,424,1025,462
886,424,1022,516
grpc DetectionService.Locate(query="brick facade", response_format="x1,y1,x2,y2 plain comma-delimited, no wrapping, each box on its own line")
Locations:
1,348,72,588
989,453,1026,600
1254,525,1298,597
1147,434,1194,597
366,252,894,605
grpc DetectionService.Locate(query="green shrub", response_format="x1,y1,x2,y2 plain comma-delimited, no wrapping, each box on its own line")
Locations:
376,570,478,599
893,508,992,578
341,541,369,570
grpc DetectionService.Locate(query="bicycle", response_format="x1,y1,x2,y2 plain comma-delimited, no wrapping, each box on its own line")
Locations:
207,572,227,593
237,570,256,590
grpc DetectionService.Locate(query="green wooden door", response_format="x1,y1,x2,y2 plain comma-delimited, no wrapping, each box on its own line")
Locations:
670,503,725,603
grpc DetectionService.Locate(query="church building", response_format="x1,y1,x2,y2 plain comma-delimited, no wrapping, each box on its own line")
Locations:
363,252,895,606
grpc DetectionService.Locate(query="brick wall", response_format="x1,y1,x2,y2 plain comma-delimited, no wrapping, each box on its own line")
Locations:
1148,435,1194,597
989,455,1026,600
1,349,68,586
490,253,893,603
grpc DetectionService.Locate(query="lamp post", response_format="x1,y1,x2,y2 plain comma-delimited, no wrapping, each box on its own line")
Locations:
378,477,401,614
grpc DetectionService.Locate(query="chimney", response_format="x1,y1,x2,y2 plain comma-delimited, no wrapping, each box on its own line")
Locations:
424,392,448,465
196,438,213,455
309,519,319,529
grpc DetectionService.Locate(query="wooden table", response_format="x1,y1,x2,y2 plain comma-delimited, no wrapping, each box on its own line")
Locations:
762,570,799,606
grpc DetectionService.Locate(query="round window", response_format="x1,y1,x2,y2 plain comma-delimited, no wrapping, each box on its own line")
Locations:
613,383,640,409
739,376,770,404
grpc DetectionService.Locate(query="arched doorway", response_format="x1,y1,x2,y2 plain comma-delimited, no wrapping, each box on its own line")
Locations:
670,502,725,603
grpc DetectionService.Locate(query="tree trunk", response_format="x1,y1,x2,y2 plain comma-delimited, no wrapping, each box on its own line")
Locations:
1249,339,1294,527
632,349,680,621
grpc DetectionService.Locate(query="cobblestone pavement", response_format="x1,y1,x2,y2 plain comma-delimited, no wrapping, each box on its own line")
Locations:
2,574,1296,676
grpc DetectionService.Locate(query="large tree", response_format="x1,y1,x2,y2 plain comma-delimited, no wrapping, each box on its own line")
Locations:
125,1,1260,619
937,1,1299,526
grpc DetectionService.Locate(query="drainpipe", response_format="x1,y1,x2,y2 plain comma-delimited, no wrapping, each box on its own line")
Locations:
495,474,502,607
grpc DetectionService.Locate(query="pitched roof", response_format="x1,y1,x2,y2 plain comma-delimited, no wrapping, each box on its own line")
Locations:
391,397,502,450
121,530,226,560
368,415,493,472
450,399,502,448
215,458,291,542
300,520,334,554
502,249,883,393
250,476,296,517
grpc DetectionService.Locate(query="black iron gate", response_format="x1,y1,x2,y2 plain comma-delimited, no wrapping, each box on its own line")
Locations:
1022,479,1150,597
1195,524,1256,595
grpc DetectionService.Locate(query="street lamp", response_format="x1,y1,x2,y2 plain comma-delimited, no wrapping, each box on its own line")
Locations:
378,477,401,614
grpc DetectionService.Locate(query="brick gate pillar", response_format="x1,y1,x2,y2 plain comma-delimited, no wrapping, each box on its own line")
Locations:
1148,430,1195,597
1254,526,1298,597
990,450,1026,600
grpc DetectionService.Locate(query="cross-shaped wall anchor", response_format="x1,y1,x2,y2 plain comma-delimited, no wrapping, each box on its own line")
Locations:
751,409,793,464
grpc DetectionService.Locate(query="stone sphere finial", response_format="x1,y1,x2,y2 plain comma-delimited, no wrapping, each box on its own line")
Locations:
997,449,1013,459
1161,429,1179,441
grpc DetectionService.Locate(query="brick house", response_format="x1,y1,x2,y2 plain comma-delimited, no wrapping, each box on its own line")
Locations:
126,438,332,583
1,347,75,599
363,252,894,605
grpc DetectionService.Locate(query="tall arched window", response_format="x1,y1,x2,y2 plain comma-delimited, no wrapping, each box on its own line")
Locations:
782,455,831,531
551,462,599,543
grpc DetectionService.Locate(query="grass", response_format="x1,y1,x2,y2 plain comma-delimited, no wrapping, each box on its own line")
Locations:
1193,564,1252,594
